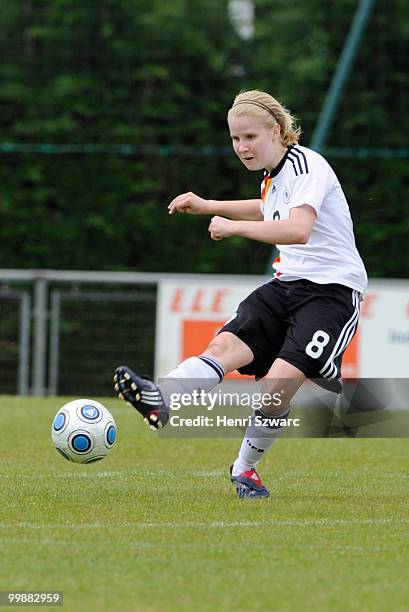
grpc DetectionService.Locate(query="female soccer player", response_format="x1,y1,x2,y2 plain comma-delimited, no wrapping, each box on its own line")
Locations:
114,90,367,498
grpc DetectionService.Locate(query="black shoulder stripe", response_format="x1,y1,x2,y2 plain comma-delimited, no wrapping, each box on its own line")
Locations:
287,156,299,176
292,147,309,174
288,149,308,175
288,151,303,175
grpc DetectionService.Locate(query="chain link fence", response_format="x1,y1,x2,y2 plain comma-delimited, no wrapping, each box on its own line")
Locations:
0,289,30,394
0,271,159,396
49,288,156,396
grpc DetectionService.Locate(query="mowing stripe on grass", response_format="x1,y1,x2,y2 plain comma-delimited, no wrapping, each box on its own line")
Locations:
1,518,408,530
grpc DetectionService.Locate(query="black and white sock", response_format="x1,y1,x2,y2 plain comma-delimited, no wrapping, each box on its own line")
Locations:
159,355,225,408
231,407,290,477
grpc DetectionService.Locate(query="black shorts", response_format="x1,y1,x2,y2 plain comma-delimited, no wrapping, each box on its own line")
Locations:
219,279,361,391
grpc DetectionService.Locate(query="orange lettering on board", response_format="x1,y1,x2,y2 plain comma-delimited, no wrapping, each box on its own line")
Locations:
191,290,205,312
169,288,185,312
211,289,230,313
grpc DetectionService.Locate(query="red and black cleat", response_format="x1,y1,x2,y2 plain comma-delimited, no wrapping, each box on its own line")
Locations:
113,366,169,430
230,466,270,498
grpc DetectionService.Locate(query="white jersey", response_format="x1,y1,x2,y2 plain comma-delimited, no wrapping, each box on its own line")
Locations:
260,144,367,293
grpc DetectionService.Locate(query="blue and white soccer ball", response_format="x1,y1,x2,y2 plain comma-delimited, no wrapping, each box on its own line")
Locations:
51,399,117,464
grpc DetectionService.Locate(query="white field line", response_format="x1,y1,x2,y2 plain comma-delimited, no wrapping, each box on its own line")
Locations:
1,469,407,480
0,471,124,479
0,518,408,530
0,470,224,479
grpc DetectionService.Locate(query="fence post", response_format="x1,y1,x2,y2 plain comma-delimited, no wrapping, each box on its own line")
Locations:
48,290,61,396
32,276,48,396
18,292,31,395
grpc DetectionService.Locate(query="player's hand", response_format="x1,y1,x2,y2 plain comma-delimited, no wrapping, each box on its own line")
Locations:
208,216,237,241
168,192,210,215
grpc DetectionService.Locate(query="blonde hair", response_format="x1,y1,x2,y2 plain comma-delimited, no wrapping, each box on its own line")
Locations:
227,90,301,146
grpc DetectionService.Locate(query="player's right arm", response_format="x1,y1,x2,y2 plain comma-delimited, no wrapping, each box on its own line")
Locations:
168,191,262,221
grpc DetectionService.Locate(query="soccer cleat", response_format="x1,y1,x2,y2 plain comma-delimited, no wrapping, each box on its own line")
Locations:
230,465,270,499
113,366,169,430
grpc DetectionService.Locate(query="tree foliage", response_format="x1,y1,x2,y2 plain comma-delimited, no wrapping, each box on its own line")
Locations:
0,0,407,276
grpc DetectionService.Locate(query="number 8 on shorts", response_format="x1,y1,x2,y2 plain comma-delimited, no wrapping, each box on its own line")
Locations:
305,330,330,359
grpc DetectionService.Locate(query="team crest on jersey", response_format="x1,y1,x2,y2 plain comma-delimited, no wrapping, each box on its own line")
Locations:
283,188,290,204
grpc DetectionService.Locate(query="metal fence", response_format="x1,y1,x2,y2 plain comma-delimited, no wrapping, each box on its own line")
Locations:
48,288,156,396
0,288,30,394
0,269,164,396
0,269,254,397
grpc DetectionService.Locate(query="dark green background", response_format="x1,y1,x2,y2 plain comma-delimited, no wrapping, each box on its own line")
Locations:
0,0,407,277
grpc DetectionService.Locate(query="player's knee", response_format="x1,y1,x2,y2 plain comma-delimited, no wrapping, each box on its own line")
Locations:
203,332,254,373
205,334,232,360
260,382,290,416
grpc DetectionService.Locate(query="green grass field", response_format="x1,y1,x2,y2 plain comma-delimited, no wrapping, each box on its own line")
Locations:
1,396,408,611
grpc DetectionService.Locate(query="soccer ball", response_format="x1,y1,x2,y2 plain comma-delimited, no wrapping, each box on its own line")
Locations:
51,399,117,463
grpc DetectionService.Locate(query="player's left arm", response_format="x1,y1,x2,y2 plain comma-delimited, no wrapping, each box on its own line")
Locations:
208,204,317,245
